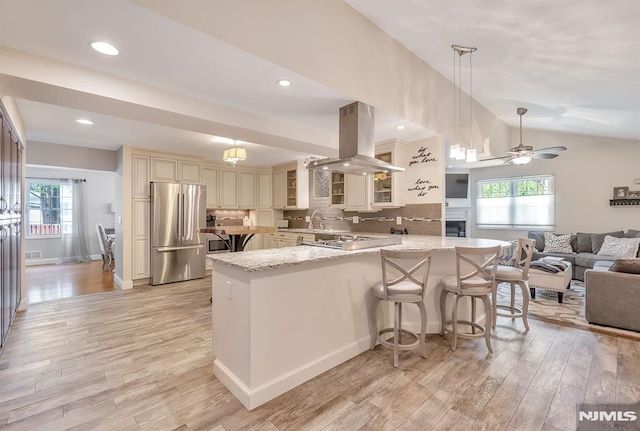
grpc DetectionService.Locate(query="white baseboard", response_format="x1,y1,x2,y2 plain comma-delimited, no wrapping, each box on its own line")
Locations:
214,335,372,410
114,273,133,290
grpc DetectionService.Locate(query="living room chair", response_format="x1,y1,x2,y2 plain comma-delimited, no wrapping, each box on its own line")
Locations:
370,249,432,367
96,223,114,271
440,245,500,353
490,237,536,330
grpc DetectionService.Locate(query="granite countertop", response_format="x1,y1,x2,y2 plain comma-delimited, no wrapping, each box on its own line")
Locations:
207,234,510,272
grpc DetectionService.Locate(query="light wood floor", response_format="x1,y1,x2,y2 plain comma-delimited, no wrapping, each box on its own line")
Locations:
1,277,639,431
24,261,115,305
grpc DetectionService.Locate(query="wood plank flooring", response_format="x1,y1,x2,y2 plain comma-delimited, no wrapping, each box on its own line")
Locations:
24,261,115,305
1,277,639,430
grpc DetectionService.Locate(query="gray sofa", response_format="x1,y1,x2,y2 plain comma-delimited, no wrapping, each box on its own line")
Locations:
585,261,640,332
528,230,640,281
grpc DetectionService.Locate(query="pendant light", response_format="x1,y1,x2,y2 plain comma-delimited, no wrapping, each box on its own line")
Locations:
451,44,477,163
223,140,247,166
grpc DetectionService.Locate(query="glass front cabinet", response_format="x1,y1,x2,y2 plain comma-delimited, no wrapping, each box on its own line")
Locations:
372,140,406,208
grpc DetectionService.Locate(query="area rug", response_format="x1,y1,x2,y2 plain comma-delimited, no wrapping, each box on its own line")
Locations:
495,280,640,340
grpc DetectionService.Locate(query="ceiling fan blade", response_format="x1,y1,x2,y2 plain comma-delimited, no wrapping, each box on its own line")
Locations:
502,157,516,164
533,153,559,159
478,155,512,162
535,146,567,153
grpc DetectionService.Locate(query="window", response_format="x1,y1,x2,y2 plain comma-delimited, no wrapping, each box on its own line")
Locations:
476,175,555,229
26,179,72,237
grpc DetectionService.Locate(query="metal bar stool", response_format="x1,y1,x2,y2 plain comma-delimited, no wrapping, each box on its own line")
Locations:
370,249,432,367
439,245,500,353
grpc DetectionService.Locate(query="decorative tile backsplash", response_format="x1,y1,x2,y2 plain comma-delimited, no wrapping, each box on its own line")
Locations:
284,203,442,235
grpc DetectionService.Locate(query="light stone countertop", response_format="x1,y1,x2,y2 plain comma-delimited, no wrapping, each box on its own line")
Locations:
207,234,511,272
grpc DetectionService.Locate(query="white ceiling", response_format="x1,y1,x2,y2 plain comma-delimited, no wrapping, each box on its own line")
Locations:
0,0,638,171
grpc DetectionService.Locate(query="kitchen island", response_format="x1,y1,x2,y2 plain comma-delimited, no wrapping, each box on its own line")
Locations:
208,234,510,410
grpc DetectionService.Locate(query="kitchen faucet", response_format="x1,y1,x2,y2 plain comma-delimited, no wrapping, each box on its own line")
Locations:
309,210,324,229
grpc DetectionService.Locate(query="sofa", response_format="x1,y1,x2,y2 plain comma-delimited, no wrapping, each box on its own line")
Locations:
528,229,640,281
585,259,640,332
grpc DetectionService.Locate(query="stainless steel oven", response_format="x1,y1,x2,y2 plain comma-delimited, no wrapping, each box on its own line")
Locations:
206,235,231,254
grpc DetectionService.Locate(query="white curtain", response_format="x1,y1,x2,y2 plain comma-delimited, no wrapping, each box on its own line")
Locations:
57,179,91,264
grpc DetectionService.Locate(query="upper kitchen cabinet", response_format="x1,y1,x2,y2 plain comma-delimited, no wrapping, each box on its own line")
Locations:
272,161,309,210
150,157,177,183
238,169,256,209
372,141,406,208
178,161,202,184
219,168,239,208
132,155,150,199
344,172,375,211
256,172,272,209
202,167,219,208
330,172,345,208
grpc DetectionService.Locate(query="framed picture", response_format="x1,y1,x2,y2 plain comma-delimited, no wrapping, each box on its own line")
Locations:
613,186,629,199
627,190,640,199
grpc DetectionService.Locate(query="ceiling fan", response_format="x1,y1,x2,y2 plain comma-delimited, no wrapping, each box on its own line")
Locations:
481,107,567,165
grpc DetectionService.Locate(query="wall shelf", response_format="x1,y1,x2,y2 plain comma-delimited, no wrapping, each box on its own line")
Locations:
610,199,640,206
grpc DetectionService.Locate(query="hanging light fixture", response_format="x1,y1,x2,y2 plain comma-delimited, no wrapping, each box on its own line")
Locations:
223,140,247,165
451,44,477,163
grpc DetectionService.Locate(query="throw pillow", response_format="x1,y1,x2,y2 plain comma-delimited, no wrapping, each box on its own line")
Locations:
527,231,545,252
576,232,594,253
625,229,640,238
543,232,574,254
591,231,625,254
610,258,640,275
597,235,640,258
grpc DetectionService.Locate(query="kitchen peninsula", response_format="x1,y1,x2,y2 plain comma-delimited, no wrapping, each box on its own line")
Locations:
207,233,509,410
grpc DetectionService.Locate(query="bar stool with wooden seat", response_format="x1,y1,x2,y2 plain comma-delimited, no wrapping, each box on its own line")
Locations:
370,249,432,367
439,245,500,353
489,237,536,330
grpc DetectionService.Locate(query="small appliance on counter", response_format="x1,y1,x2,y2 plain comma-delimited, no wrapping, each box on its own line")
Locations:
206,215,217,227
275,220,289,228
390,227,409,234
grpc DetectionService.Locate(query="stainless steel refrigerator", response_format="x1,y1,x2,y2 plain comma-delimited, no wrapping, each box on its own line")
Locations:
150,182,206,285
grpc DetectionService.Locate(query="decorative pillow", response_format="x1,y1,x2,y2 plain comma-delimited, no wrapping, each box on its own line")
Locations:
576,232,594,253
610,258,640,275
591,231,624,254
597,235,640,258
543,232,574,254
625,229,640,238
527,231,545,252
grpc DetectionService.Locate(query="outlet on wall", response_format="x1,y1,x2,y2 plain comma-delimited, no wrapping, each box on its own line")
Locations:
396,216,402,225
353,216,359,224
225,281,232,300
305,216,310,223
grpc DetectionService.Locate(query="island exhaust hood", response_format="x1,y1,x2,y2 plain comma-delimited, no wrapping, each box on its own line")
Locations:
307,101,404,175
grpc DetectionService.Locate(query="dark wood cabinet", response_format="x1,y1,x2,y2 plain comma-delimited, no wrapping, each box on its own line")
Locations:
0,105,23,351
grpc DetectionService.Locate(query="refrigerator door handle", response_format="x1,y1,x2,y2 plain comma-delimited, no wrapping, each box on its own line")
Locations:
176,192,182,240
182,192,186,241
157,245,204,252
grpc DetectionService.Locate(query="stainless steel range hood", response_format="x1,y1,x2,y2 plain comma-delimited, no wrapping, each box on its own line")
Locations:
307,102,404,175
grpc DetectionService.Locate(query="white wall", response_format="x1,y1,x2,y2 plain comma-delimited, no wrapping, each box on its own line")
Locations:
469,130,640,241
25,166,116,261
27,141,117,171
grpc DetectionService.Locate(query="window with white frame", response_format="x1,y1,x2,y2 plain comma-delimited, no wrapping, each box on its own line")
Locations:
476,175,555,229
26,179,73,237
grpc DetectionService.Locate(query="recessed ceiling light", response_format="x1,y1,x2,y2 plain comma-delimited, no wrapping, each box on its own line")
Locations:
277,79,291,87
343,163,350,167
322,167,328,170
91,41,120,56
76,119,94,125
396,125,405,130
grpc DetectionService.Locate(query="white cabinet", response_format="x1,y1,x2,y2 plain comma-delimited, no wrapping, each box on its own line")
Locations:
257,172,272,209
150,157,177,182
132,200,150,239
266,232,314,249
132,239,149,279
344,174,374,211
238,170,256,209
272,161,309,209
372,141,406,208
330,172,345,208
132,155,150,199
202,167,219,208
219,168,238,208
272,171,286,209
179,161,202,183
